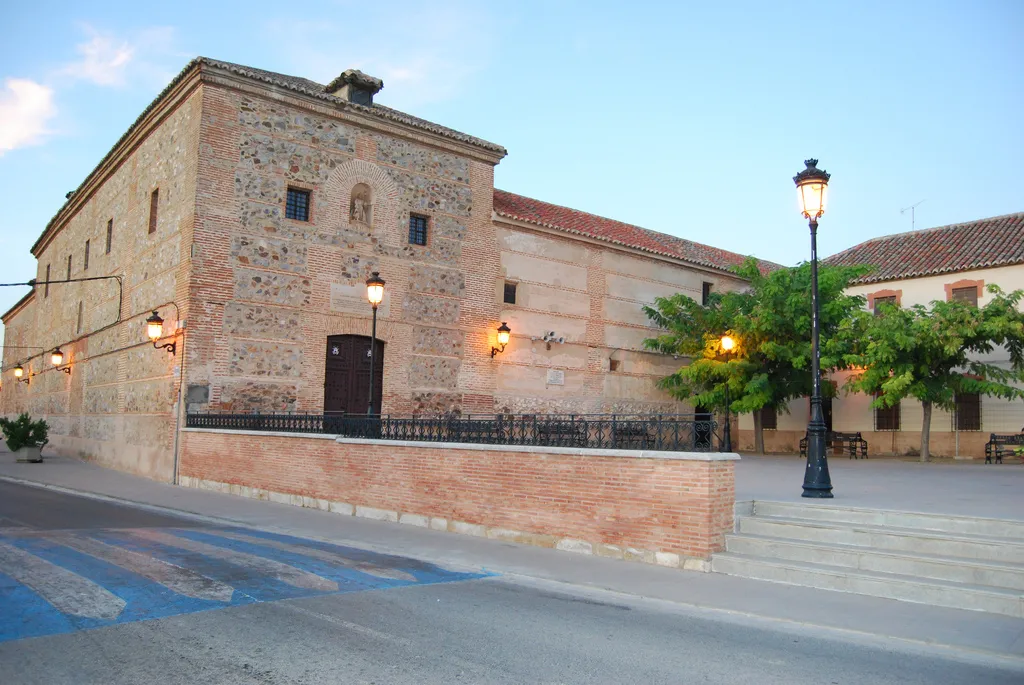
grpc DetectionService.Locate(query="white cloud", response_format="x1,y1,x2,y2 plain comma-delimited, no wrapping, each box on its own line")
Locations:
0,79,57,155
60,28,135,86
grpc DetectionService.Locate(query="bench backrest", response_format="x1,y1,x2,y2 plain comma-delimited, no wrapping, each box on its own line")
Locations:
989,433,1024,445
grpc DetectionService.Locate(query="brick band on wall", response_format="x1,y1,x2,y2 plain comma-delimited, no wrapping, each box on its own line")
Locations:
180,429,736,567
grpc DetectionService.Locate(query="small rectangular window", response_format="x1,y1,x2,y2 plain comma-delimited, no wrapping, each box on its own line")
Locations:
873,295,897,316
408,214,429,245
874,394,901,431
84,240,90,271
149,189,159,234
285,188,310,221
955,393,981,431
67,255,72,280
609,359,621,372
77,301,83,334
503,282,517,305
760,406,778,430
702,282,712,306
951,287,978,307
45,265,50,297
105,219,113,254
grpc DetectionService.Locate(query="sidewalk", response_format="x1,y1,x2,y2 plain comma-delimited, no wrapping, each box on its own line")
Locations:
2,447,1023,665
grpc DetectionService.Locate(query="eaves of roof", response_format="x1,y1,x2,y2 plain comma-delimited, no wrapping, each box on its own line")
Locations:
31,57,507,256
493,189,782,277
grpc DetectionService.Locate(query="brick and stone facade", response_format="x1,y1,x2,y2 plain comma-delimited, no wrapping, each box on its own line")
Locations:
2,57,758,480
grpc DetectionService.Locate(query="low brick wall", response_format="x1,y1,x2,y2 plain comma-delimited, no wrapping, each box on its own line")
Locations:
180,428,738,570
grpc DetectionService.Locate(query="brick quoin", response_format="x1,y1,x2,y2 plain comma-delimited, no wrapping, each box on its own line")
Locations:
181,430,735,561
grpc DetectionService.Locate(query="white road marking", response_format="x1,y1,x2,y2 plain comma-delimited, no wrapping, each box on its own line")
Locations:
46,533,236,603
0,541,126,620
211,530,418,582
129,530,338,592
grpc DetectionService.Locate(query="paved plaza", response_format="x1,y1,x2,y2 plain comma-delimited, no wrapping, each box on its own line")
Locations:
736,453,1024,520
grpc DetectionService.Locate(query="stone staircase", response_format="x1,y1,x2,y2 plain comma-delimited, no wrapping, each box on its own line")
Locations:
712,501,1024,617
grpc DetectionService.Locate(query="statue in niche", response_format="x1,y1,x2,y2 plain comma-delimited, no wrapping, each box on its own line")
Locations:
350,183,372,226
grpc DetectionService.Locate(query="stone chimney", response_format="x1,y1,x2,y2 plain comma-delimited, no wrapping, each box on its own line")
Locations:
324,69,384,106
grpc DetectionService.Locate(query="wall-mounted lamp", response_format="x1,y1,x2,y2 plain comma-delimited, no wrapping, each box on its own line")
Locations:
146,311,177,355
13,365,30,384
491,322,511,358
50,348,64,366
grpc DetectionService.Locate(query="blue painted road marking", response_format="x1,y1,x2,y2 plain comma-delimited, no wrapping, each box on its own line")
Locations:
0,526,490,643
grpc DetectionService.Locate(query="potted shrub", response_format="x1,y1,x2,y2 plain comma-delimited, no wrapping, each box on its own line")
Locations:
0,413,49,463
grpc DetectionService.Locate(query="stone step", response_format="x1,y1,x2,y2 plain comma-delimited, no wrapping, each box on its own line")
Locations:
725,534,1024,591
737,517,1024,565
711,553,1024,617
751,501,1024,539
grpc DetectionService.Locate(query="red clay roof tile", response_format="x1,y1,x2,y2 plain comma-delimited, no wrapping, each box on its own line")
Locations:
824,212,1024,284
493,190,780,275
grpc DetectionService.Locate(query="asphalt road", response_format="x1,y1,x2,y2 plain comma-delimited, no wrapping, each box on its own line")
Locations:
0,481,1020,685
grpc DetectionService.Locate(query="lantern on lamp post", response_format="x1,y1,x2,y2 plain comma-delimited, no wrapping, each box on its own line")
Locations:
365,271,385,415
794,159,833,498
720,334,735,452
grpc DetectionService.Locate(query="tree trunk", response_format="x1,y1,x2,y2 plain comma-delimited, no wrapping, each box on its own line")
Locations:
920,400,932,463
752,410,765,455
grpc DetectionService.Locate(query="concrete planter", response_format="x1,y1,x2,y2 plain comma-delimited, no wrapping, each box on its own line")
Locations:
13,445,42,463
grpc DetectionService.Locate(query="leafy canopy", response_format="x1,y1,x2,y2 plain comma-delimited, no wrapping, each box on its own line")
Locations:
643,258,870,416
834,286,1024,411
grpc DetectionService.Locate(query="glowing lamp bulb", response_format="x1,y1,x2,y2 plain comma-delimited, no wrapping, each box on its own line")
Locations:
146,311,164,342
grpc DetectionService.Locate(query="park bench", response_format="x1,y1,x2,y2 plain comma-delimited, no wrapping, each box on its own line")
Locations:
984,433,1024,464
535,421,588,447
610,423,655,450
800,431,869,459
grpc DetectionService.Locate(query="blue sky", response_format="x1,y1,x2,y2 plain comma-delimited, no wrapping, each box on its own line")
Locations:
1,0,1022,339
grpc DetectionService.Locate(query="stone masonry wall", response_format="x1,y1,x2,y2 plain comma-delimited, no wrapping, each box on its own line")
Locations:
2,85,201,480
181,428,737,567
187,82,499,416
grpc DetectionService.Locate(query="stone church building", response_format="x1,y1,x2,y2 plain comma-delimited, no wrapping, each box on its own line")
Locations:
1,58,766,481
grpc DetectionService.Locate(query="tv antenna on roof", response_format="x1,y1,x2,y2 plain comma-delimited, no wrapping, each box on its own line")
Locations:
900,199,926,230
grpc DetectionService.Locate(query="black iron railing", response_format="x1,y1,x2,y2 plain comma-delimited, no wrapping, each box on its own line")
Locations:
186,412,720,452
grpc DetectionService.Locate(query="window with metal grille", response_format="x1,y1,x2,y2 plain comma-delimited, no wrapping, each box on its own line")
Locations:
408,214,428,245
44,264,50,297
954,393,981,431
106,219,113,254
84,240,90,271
760,405,777,430
874,394,901,431
66,255,72,280
873,295,897,316
503,282,517,304
702,281,712,306
149,189,159,234
285,188,310,221
951,287,978,307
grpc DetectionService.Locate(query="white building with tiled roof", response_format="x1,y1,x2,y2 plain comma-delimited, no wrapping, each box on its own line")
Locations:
738,213,1024,458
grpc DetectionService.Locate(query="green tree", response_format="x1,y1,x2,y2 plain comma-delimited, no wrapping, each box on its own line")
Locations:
835,286,1024,462
644,258,869,453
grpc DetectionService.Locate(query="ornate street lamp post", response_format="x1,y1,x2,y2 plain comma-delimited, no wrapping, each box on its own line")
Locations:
365,271,385,415
794,159,833,498
720,334,735,452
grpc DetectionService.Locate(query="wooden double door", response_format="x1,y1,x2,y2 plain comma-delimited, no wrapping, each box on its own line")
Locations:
324,335,384,415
